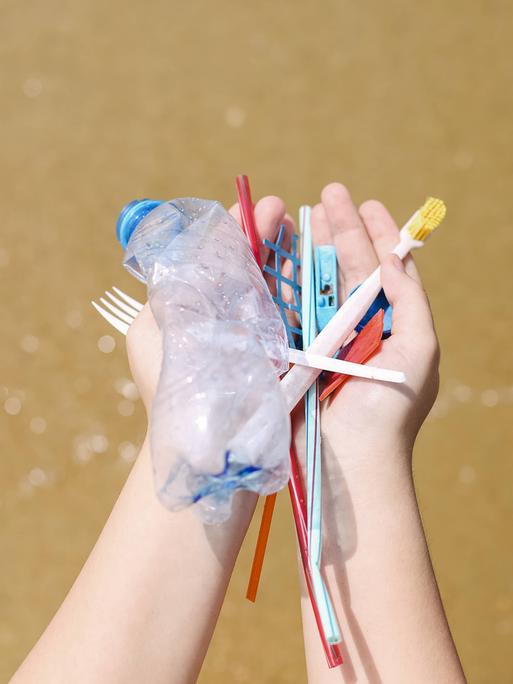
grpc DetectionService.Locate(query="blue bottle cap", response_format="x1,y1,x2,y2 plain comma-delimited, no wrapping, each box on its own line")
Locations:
116,199,164,249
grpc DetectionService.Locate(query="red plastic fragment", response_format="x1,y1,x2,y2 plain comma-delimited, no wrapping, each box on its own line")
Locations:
319,309,385,402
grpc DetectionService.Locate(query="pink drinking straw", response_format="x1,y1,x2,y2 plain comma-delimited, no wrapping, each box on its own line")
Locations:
235,175,262,268
288,444,343,668
236,174,342,667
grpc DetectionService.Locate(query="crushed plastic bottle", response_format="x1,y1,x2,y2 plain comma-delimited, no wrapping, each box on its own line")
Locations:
121,198,291,523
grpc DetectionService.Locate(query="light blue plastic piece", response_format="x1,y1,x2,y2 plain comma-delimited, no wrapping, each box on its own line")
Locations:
314,245,338,332
300,206,341,645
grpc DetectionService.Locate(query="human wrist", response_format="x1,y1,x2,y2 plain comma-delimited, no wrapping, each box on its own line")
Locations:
322,419,414,467
133,432,258,543
321,430,414,509
317,433,417,564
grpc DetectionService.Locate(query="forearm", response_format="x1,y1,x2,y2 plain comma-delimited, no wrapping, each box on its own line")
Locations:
300,436,466,683
12,438,256,684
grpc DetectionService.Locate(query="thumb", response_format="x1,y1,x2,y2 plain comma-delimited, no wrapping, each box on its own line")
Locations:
381,254,435,338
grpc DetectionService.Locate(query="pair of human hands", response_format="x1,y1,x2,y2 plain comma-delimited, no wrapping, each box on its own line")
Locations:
127,183,440,467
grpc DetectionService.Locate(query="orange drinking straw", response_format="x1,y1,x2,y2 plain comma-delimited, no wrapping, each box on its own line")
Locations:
246,493,277,602
236,175,342,667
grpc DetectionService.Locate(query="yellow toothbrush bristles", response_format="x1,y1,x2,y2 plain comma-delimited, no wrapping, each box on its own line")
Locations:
407,197,446,242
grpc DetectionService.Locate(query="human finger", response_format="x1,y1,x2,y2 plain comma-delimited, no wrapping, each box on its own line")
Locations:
359,199,422,285
321,183,378,297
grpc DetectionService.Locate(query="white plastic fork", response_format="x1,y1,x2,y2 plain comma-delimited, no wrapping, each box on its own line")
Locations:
91,287,406,384
92,287,143,335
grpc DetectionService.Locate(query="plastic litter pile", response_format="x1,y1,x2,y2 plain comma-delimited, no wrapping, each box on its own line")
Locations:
114,177,445,667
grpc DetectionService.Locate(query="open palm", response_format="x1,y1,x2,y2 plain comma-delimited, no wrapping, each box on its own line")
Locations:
306,183,440,463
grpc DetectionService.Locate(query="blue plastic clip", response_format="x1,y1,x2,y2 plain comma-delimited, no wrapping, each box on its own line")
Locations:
314,246,338,332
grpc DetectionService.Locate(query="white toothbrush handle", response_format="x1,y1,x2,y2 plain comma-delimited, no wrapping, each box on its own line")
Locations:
280,227,422,412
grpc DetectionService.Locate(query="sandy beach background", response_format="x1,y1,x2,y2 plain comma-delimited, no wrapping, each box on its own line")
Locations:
1,1,512,681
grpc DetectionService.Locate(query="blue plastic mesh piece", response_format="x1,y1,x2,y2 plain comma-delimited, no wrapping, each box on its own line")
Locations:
263,225,303,348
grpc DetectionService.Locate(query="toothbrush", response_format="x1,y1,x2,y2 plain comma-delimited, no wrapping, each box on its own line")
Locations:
300,206,341,644
280,197,447,412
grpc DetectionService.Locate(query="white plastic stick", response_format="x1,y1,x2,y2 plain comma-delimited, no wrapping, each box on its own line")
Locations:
288,349,405,383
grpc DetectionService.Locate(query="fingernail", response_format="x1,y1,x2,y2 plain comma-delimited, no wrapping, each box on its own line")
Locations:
391,254,405,272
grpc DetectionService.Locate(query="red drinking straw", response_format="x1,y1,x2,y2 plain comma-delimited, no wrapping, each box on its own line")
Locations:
235,175,279,604
235,175,262,268
235,174,342,667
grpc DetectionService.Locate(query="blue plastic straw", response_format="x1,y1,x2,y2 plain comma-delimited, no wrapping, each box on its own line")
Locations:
299,206,341,644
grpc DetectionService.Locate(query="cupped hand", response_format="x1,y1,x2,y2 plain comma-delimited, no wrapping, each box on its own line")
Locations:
310,183,440,456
